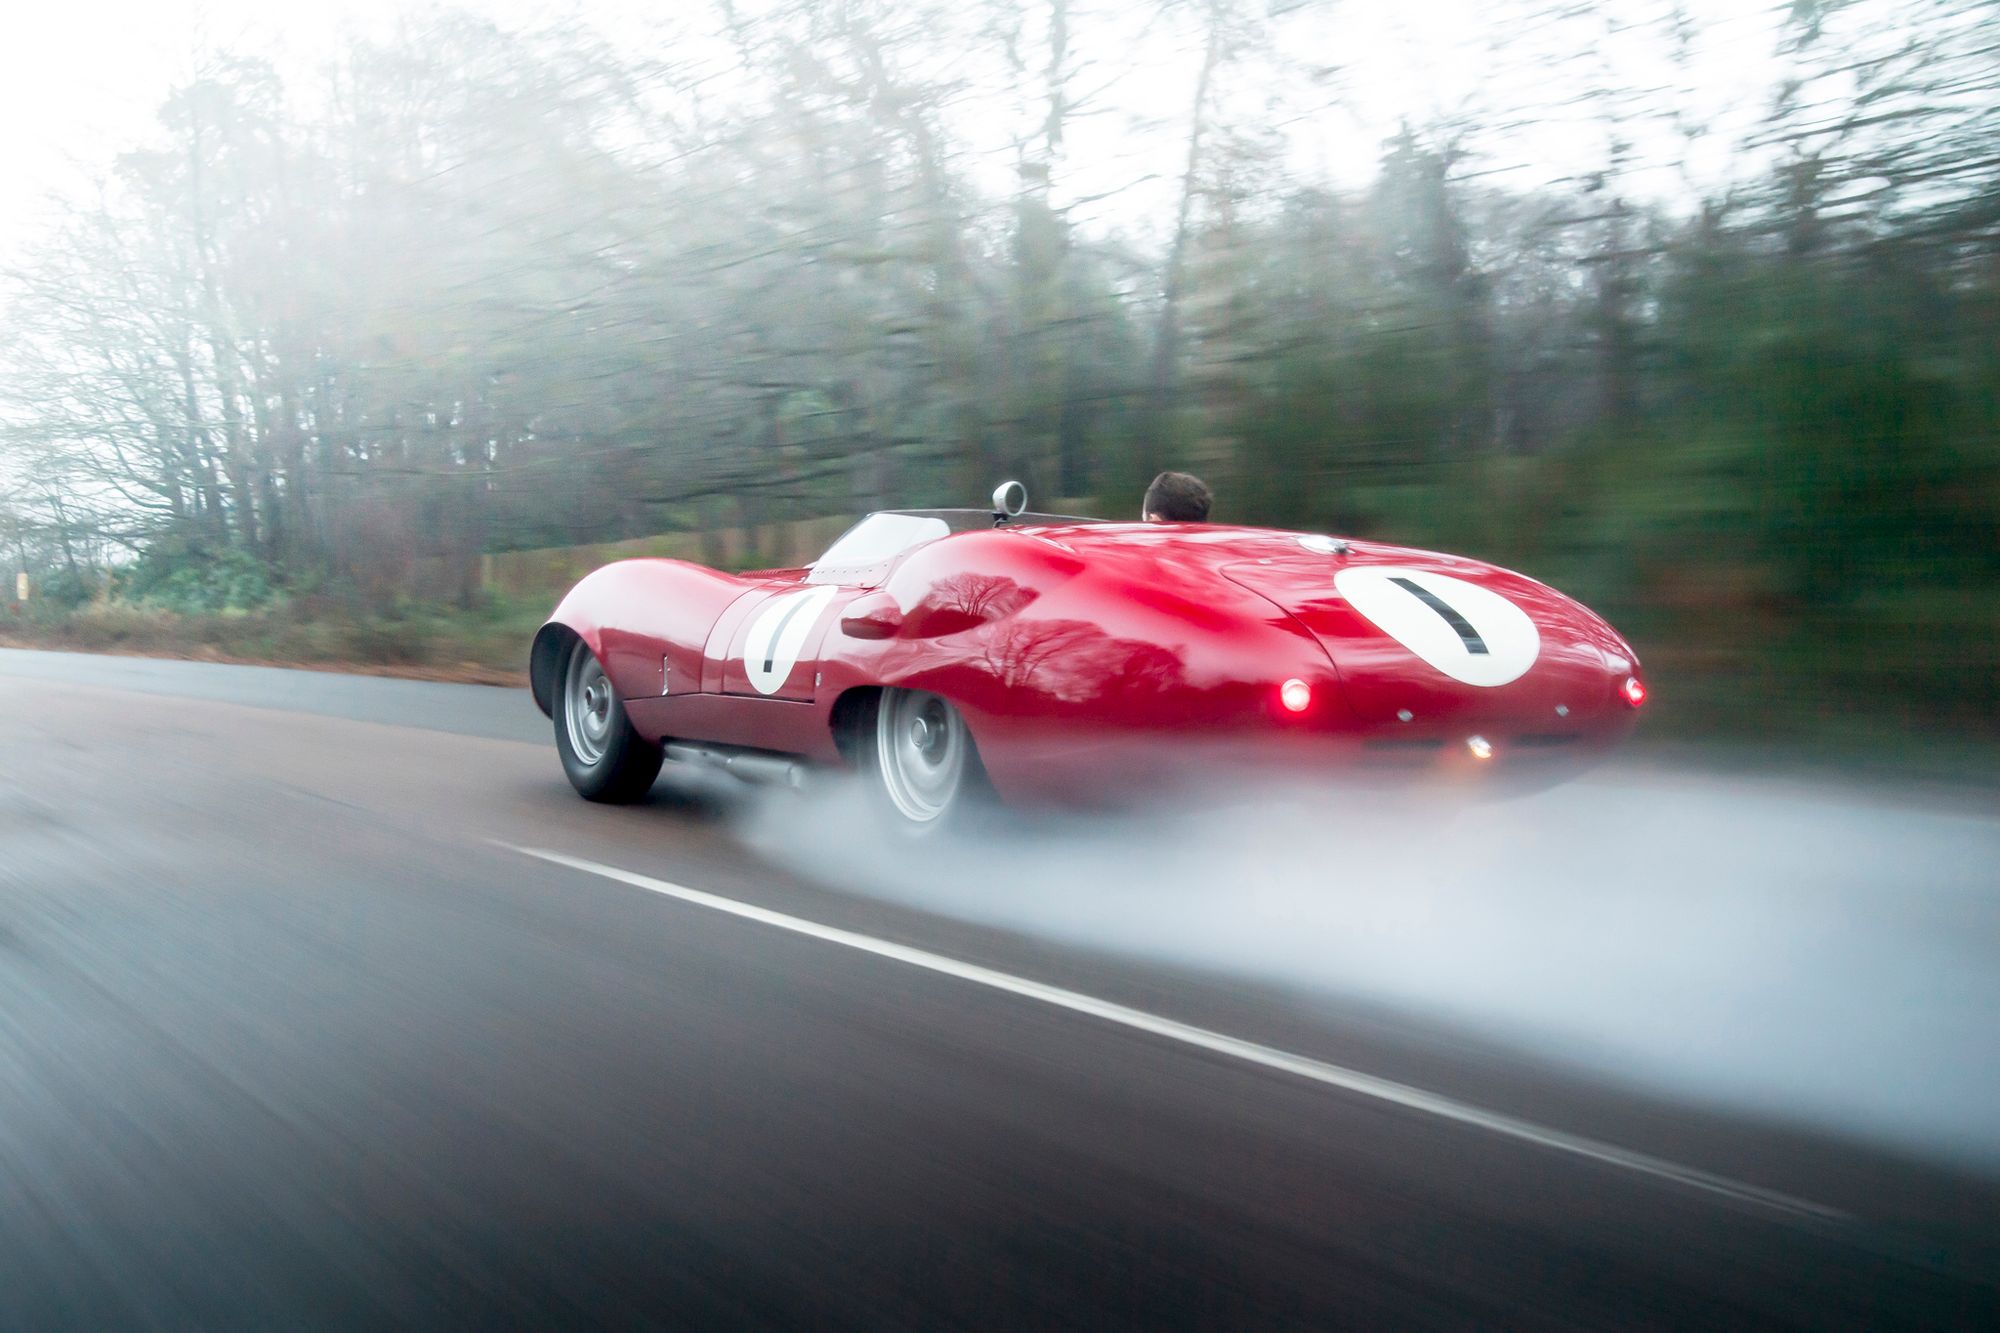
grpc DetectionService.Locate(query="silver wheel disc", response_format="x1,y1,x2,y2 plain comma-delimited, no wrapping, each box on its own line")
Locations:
875,690,966,824
564,648,615,766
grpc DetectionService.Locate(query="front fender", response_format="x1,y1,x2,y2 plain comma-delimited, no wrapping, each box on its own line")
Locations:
529,621,585,718
529,558,748,718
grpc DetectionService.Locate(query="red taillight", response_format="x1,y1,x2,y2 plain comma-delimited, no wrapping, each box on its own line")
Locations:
1622,676,1647,708
1280,678,1312,713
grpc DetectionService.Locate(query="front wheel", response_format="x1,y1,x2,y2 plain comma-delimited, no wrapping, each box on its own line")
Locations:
858,688,988,834
555,640,663,803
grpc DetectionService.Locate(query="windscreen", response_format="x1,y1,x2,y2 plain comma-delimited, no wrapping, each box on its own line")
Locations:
806,512,951,584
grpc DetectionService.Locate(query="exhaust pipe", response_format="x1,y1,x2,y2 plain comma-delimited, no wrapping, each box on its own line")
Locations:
663,741,805,788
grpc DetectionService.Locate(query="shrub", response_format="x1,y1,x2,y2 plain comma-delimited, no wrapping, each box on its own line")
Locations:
119,541,277,614
35,568,100,611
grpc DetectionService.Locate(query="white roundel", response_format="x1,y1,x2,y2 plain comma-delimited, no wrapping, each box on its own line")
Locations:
1333,566,1539,687
743,586,839,695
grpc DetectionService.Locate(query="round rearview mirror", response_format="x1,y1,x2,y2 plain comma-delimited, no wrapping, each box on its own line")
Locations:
992,480,1028,518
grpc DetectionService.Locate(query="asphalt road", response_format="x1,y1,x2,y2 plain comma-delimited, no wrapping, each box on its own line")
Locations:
0,649,1994,1329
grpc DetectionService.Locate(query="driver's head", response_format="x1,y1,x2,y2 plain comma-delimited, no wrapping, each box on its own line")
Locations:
1143,471,1212,523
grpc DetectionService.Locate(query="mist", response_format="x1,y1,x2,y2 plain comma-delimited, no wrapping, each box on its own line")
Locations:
738,769,2000,1172
0,2,1996,1319
2,0,1995,1171
1,0,1995,763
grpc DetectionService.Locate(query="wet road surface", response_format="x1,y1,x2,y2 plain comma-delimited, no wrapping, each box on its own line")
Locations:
0,650,1993,1328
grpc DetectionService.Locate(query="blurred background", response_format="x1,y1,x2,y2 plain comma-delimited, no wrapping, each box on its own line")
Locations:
0,0,1993,768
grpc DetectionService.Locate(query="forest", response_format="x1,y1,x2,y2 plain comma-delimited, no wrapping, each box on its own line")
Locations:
0,0,1994,753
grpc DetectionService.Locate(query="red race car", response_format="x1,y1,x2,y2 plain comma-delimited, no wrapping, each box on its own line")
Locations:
530,483,1646,830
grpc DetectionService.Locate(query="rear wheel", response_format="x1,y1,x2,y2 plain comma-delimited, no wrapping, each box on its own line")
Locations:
859,688,986,834
555,640,663,803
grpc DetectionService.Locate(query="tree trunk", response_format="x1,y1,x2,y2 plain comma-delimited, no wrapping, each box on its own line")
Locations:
1143,0,1226,458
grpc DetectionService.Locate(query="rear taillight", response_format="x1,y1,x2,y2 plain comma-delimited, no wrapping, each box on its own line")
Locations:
1622,676,1647,708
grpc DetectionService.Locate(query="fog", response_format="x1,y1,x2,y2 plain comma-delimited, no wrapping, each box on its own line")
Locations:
2,1,1994,759
0,0,1993,1166
740,768,2000,1171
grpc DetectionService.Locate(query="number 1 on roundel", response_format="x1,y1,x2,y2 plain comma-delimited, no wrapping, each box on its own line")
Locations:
1333,566,1539,687
760,596,818,674
742,586,839,695
1388,576,1488,656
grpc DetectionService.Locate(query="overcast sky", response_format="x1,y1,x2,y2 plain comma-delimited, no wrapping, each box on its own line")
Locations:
0,0,1788,259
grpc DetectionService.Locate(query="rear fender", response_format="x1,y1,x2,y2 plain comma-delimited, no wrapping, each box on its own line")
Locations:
819,554,1345,804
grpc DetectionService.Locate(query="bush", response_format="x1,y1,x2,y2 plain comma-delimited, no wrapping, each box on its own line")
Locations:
35,568,100,611
119,541,277,614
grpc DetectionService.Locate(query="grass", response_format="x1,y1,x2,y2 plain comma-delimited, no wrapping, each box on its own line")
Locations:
0,595,548,686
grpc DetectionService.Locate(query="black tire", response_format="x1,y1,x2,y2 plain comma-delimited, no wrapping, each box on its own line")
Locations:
554,640,663,803
853,688,991,835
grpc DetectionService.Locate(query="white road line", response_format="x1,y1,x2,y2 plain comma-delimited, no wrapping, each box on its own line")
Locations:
500,842,1848,1224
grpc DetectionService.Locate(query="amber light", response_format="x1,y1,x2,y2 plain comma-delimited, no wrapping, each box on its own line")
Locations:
1622,676,1648,708
1279,678,1312,713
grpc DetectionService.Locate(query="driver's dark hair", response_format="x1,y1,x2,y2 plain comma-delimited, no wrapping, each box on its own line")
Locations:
1144,471,1213,522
